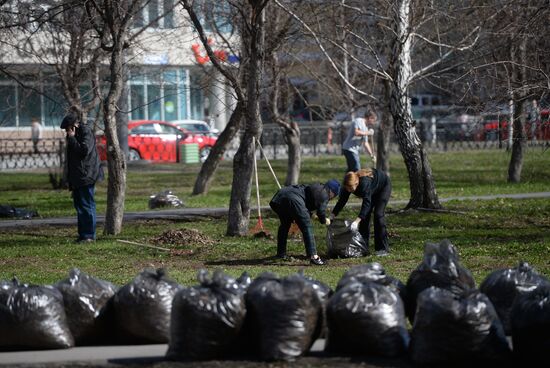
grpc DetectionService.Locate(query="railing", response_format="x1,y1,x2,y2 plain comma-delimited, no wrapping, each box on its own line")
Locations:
0,138,65,170
2,121,549,170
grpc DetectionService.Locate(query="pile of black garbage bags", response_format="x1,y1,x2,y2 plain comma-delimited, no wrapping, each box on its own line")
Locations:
1,240,549,366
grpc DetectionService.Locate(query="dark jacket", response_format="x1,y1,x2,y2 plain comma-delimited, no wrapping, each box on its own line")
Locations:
332,169,388,219
270,183,330,225
66,123,102,190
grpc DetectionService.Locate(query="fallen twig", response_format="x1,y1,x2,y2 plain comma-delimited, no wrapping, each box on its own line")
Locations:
116,239,171,252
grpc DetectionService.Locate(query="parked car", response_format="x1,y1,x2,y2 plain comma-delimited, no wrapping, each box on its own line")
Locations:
170,119,219,137
96,120,217,163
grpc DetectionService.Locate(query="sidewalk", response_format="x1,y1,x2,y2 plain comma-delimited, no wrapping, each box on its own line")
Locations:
0,191,549,229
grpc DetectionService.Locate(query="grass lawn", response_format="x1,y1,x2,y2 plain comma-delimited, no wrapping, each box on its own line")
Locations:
0,149,549,289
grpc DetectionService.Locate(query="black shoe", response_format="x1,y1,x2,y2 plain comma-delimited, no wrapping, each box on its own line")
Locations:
76,238,95,243
310,256,325,265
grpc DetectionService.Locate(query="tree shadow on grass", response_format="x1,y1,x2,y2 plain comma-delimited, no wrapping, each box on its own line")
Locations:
205,255,311,267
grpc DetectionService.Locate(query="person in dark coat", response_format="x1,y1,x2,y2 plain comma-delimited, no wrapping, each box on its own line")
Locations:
61,111,103,243
331,168,391,256
269,179,340,265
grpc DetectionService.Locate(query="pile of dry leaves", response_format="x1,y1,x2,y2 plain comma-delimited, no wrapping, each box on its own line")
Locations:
150,228,214,247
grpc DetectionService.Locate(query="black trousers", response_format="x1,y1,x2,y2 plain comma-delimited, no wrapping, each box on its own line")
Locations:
269,200,317,257
359,178,391,252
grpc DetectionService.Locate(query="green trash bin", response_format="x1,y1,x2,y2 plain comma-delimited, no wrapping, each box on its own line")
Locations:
180,143,200,164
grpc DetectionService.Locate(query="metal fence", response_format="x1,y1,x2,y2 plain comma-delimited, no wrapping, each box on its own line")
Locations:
2,121,549,170
0,138,65,170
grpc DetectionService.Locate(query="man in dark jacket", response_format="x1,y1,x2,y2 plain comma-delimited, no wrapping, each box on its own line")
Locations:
269,179,340,265
61,111,103,243
331,168,391,256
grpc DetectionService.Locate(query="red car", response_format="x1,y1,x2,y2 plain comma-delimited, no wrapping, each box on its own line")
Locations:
97,120,217,163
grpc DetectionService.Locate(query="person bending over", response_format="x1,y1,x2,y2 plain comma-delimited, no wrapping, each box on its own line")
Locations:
270,179,340,265
331,168,391,256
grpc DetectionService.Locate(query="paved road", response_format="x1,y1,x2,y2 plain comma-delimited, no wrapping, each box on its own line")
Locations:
0,339,412,367
1,191,549,229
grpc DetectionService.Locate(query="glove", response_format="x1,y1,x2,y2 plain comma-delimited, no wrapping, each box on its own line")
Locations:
367,128,375,135
325,218,331,226
372,155,377,165
350,219,361,232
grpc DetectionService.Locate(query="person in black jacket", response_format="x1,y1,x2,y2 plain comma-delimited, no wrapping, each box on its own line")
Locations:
61,111,103,243
269,179,340,265
331,168,391,256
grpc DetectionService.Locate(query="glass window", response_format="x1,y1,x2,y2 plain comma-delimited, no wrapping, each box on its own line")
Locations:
0,85,16,127
411,97,419,106
164,85,178,121
432,97,440,106
178,69,188,119
19,87,42,127
164,0,175,28
190,73,204,120
148,0,159,27
147,85,162,120
421,97,430,106
43,86,67,128
131,123,157,134
130,84,146,120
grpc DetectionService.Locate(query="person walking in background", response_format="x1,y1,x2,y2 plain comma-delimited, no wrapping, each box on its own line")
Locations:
342,109,377,172
269,179,340,265
31,117,42,153
331,168,391,256
61,111,103,243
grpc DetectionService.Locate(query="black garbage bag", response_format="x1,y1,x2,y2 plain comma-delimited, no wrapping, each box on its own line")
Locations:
480,261,548,335
148,190,184,209
325,281,409,357
244,272,323,361
55,268,117,345
326,219,368,258
0,279,74,350
301,272,333,339
510,282,550,361
0,204,38,219
113,268,181,343
406,240,476,322
409,287,511,366
335,262,408,307
167,270,248,360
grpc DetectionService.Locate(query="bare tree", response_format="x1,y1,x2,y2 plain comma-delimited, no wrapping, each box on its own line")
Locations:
182,0,270,235
277,0,484,209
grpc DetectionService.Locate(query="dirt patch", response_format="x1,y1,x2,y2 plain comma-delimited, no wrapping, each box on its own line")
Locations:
150,228,215,247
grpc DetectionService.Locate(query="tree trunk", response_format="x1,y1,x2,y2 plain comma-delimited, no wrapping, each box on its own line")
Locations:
390,0,440,209
377,79,393,173
284,122,301,185
192,100,244,195
103,35,127,235
116,55,129,159
226,3,266,236
507,35,528,183
507,101,526,183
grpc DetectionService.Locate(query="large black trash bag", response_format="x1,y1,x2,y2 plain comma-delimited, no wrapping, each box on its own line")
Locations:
335,262,408,307
406,240,475,322
480,261,548,335
0,204,38,219
167,270,248,360
148,190,184,209
244,272,323,361
326,218,368,258
409,287,511,366
0,279,74,350
55,268,117,345
510,282,550,361
326,281,409,357
113,268,181,343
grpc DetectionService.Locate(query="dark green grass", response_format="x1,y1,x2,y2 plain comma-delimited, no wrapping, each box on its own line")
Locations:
1,148,549,288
